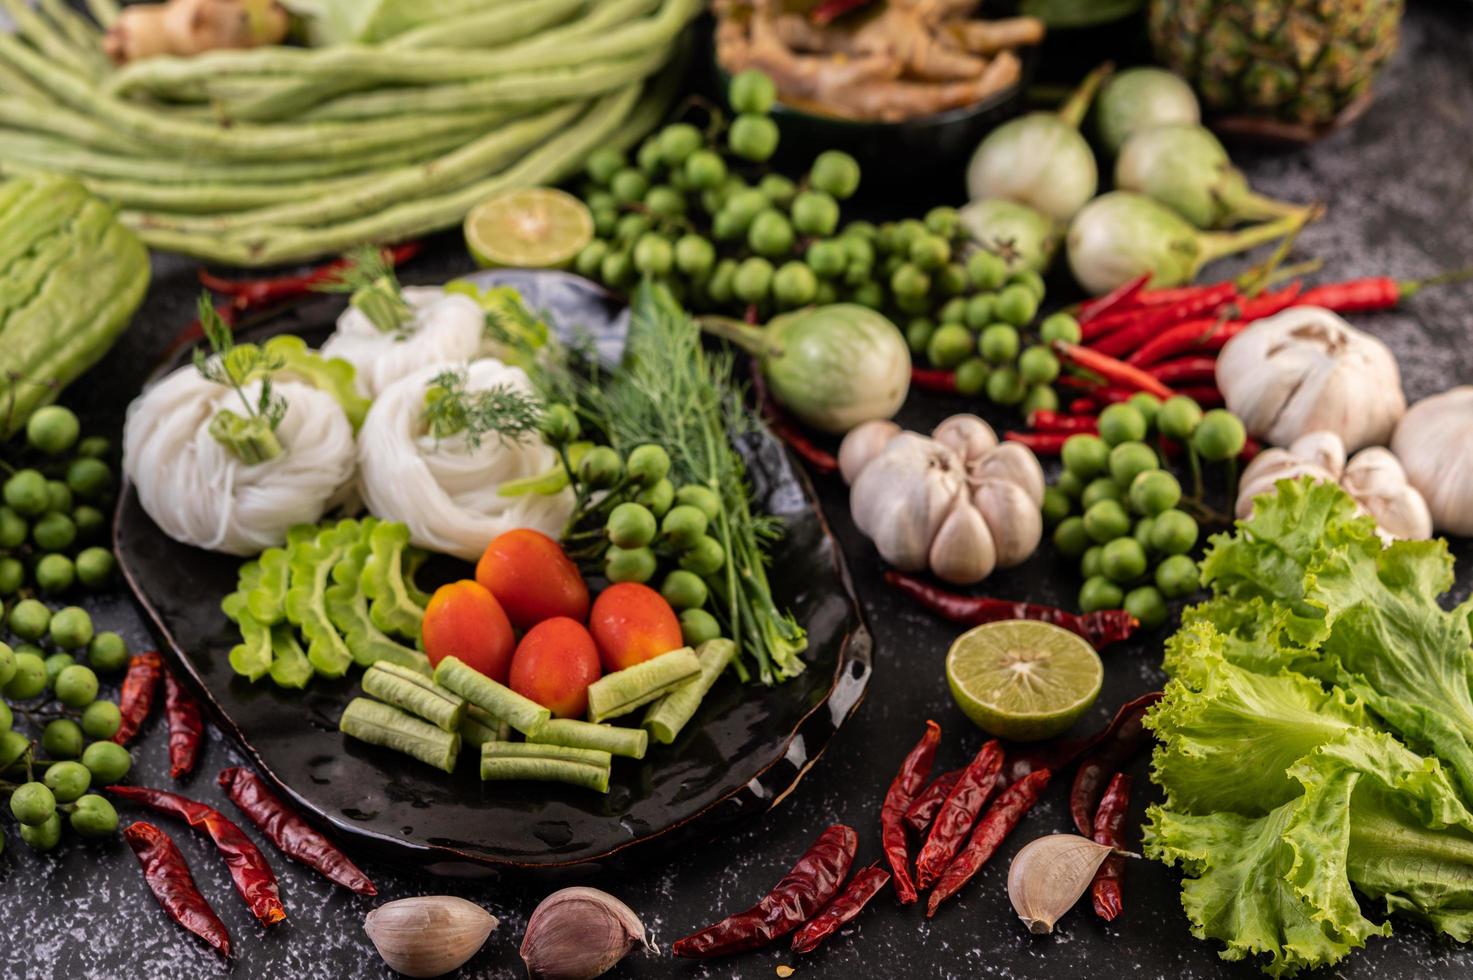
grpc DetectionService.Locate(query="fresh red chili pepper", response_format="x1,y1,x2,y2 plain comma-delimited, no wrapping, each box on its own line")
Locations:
1147,356,1218,386
1070,702,1158,837
881,721,941,904
1190,320,1250,355
1077,273,1151,327
1126,317,1236,368
1090,772,1132,921
1004,691,1163,787
124,822,231,958
164,671,204,780
748,360,839,474
107,785,286,926
914,740,1004,890
1027,410,1098,434
218,767,377,896
810,0,871,24
1087,283,1238,358
1068,397,1097,415
1296,267,1473,312
926,769,1052,917
1171,385,1224,407
672,825,857,957
884,571,1140,650
910,366,958,394
113,651,163,746
1231,281,1302,320
790,863,890,954
904,768,962,835
1054,342,1174,399
1004,431,1069,454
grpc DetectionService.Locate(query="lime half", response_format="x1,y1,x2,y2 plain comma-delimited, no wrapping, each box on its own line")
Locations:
464,187,592,269
946,620,1103,741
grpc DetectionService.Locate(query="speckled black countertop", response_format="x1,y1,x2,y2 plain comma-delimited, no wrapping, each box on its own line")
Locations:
5,4,1473,979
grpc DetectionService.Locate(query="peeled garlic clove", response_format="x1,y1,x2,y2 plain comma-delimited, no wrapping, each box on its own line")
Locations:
932,413,998,463
972,480,1042,568
364,896,497,978
837,419,902,485
928,498,996,585
1007,834,1115,935
1342,447,1432,541
970,442,1046,508
1287,430,1346,479
521,886,654,980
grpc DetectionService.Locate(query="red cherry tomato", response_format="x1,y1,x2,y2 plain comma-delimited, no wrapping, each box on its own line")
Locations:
509,617,602,719
588,582,684,673
422,580,515,683
475,529,590,629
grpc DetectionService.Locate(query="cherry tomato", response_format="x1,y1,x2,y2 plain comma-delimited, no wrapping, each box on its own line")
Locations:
475,529,590,629
422,581,515,683
588,582,684,673
509,617,601,719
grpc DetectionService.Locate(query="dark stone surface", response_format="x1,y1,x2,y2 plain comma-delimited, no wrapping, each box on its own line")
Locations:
4,4,1473,978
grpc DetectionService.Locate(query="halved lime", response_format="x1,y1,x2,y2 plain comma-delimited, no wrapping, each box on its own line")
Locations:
946,620,1103,741
464,187,593,269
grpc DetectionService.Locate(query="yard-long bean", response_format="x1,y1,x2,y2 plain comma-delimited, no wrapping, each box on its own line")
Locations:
386,0,586,50
0,0,99,80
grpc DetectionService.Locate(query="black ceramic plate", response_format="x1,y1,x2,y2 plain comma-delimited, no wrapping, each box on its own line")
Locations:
115,270,871,877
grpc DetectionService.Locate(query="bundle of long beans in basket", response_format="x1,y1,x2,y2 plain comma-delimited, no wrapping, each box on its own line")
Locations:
0,0,698,265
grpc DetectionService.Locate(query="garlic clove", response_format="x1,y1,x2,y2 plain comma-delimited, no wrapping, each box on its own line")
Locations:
928,498,997,585
1007,834,1115,935
972,480,1043,568
970,442,1046,508
1235,453,1335,520
1287,430,1346,479
837,419,902,485
932,414,998,463
363,896,497,979
520,886,654,980
1342,447,1433,541
1391,386,1473,536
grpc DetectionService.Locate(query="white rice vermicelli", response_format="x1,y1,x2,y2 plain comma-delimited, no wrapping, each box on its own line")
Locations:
357,359,575,560
320,286,487,399
123,367,357,555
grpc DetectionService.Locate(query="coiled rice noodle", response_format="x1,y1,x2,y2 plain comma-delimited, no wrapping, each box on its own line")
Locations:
357,359,574,560
123,366,356,555
321,286,487,398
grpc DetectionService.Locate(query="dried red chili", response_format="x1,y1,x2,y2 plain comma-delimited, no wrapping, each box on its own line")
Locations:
904,768,961,835
164,671,205,780
218,766,377,896
107,785,286,926
884,571,1139,650
880,720,941,904
926,769,1052,917
1090,772,1132,921
113,651,163,746
124,821,231,958
672,825,857,958
914,739,1003,890
1004,691,1162,787
1070,699,1158,837
791,863,890,954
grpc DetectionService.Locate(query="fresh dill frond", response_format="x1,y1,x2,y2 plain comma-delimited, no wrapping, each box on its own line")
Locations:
422,369,543,450
192,293,287,431
313,246,411,335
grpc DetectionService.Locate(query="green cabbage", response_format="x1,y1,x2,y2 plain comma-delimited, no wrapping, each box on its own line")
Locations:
1149,478,1473,975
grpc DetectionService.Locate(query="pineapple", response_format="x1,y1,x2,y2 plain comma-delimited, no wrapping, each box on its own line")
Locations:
1148,0,1404,129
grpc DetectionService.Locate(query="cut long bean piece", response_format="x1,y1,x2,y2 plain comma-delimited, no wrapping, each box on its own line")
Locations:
433,656,551,737
530,719,649,759
362,662,465,732
479,748,611,793
587,647,701,724
482,741,612,769
459,704,511,748
643,639,736,744
339,698,459,774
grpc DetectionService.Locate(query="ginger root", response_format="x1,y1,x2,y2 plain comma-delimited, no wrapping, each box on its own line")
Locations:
104,0,290,64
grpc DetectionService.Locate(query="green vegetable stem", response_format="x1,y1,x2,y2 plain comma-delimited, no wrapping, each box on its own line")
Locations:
586,647,700,723
361,662,464,732
339,697,460,774
433,656,550,737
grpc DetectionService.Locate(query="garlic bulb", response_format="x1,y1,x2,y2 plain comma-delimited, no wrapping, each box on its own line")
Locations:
1216,307,1406,452
1391,386,1473,535
1007,834,1115,934
363,896,497,978
1235,430,1431,541
520,886,654,980
844,415,1045,585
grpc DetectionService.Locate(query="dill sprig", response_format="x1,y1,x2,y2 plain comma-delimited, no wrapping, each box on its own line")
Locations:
192,294,286,431
422,369,543,450
313,246,412,335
